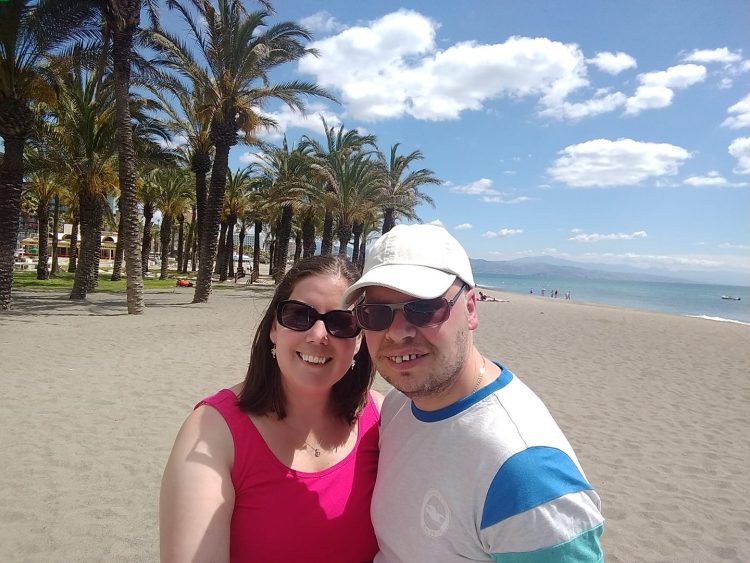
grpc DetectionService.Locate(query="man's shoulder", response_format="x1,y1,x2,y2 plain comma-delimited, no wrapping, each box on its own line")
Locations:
380,388,410,425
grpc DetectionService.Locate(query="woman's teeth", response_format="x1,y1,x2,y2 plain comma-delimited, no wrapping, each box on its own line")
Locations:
300,353,329,364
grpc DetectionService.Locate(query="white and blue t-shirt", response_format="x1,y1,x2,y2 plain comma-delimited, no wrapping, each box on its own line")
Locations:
372,364,604,562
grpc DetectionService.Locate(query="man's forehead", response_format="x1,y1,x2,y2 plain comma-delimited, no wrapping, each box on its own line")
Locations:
363,285,418,303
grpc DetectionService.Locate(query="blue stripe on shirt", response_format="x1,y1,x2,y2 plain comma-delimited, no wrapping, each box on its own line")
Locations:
481,446,593,528
491,523,604,563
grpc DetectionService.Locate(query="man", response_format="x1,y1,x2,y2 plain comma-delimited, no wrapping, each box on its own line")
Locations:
343,224,604,562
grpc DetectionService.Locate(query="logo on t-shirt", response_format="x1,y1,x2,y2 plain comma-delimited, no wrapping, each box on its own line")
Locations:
421,488,450,537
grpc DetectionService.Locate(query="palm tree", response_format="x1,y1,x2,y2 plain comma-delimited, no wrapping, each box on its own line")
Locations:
300,118,377,255
137,169,161,276
149,1,333,302
0,0,96,309
379,144,440,234
22,170,59,280
223,166,256,278
154,167,192,280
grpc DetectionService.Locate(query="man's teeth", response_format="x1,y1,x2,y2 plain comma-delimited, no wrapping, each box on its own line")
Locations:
390,354,420,364
300,353,328,364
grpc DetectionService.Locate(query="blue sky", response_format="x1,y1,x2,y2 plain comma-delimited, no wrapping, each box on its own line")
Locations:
217,0,749,283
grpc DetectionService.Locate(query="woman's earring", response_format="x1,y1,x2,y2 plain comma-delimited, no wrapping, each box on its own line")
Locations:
351,359,356,369
271,346,277,359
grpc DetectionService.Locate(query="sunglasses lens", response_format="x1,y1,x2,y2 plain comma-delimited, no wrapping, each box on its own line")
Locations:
325,310,360,338
278,301,315,331
356,304,393,331
405,297,449,326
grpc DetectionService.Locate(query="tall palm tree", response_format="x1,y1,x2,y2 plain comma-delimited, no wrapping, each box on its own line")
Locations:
300,118,377,255
379,143,440,234
0,0,97,309
149,1,333,302
223,166,256,278
22,170,58,280
154,167,192,280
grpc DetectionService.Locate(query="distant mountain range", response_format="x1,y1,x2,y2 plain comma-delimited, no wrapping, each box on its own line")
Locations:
469,256,750,287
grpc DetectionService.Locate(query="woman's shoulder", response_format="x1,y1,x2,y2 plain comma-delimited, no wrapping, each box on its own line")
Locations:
368,389,385,413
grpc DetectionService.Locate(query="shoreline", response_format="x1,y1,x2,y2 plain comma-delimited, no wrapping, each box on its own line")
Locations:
2,288,749,562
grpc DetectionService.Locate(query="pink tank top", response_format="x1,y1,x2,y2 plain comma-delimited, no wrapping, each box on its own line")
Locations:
197,389,380,563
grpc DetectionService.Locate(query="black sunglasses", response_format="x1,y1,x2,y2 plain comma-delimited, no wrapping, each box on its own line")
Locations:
276,300,361,338
355,284,467,331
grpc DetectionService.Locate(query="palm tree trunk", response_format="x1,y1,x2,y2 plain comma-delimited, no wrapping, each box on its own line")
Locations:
141,202,153,276
337,219,352,258
191,151,211,258
216,220,228,275
111,6,145,314
176,213,185,273
71,189,102,300
351,221,362,266
382,208,396,234
51,195,61,276
111,199,125,281
321,207,334,255
358,236,367,271
159,216,171,280
36,197,51,280
268,239,276,278
302,215,316,258
251,220,261,282
274,206,294,283
293,230,302,263
182,206,195,273
237,223,246,275
0,137,25,310
224,213,236,280
193,134,232,303
68,214,79,273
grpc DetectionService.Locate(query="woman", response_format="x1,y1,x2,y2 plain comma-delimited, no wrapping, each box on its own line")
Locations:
160,256,382,562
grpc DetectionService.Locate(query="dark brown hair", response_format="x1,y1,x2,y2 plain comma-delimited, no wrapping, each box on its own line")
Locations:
237,255,375,424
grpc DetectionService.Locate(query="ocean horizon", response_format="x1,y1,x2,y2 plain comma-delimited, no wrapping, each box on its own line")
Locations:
474,273,750,325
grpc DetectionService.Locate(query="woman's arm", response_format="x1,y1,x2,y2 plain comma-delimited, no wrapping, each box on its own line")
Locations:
160,405,235,563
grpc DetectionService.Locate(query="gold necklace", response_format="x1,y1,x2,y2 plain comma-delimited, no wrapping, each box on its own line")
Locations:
282,419,335,458
471,355,486,394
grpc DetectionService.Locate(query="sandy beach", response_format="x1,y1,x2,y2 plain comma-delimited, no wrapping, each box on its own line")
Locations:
1,283,748,562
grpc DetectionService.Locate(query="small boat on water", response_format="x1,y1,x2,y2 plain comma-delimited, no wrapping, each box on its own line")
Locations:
721,295,741,301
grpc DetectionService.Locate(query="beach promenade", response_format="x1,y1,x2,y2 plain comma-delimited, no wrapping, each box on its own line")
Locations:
1,284,749,562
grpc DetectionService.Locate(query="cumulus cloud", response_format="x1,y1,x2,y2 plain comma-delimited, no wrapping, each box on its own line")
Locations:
257,105,343,142
238,151,266,165
729,137,750,174
454,223,472,230
684,171,747,187
625,64,706,115
481,195,532,204
683,47,742,64
587,51,637,74
449,178,500,195
299,10,604,122
483,228,523,238
568,230,648,242
548,138,692,187
299,11,345,34
721,93,750,129
428,219,445,227
540,88,627,120
719,242,750,250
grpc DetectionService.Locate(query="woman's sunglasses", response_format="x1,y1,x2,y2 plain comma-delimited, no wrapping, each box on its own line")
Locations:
354,284,467,331
276,300,361,339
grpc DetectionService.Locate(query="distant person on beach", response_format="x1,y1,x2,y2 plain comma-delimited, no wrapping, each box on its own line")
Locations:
344,224,604,562
160,255,381,562
478,290,499,302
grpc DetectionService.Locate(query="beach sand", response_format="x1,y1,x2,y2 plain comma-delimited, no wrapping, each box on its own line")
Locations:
1,283,748,562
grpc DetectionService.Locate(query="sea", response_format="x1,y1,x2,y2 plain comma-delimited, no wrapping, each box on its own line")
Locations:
474,273,750,325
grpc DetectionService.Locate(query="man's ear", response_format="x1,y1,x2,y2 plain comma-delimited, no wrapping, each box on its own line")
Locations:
466,288,479,331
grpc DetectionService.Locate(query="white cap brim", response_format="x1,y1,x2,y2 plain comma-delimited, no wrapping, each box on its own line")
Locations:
343,265,457,305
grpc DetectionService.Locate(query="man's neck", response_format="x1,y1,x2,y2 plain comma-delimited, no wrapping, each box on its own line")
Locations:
410,349,490,412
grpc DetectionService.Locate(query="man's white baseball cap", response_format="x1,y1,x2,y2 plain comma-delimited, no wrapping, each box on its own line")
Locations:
342,224,475,305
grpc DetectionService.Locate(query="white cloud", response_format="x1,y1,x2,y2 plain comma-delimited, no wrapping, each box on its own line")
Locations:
729,137,750,174
428,219,445,227
683,48,742,64
569,230,647,242
299,11,345,34
548,138,692,187
454,223,472,230
721,93,750,129
238,151,265,165
299,10,597,122
541,88,627,120
719,242,750,250
684,171,747,187
625,64,706,115
449,178,501,195
481,195,532,204
483,228,523,238
587,51,637,74
257,105,343,142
